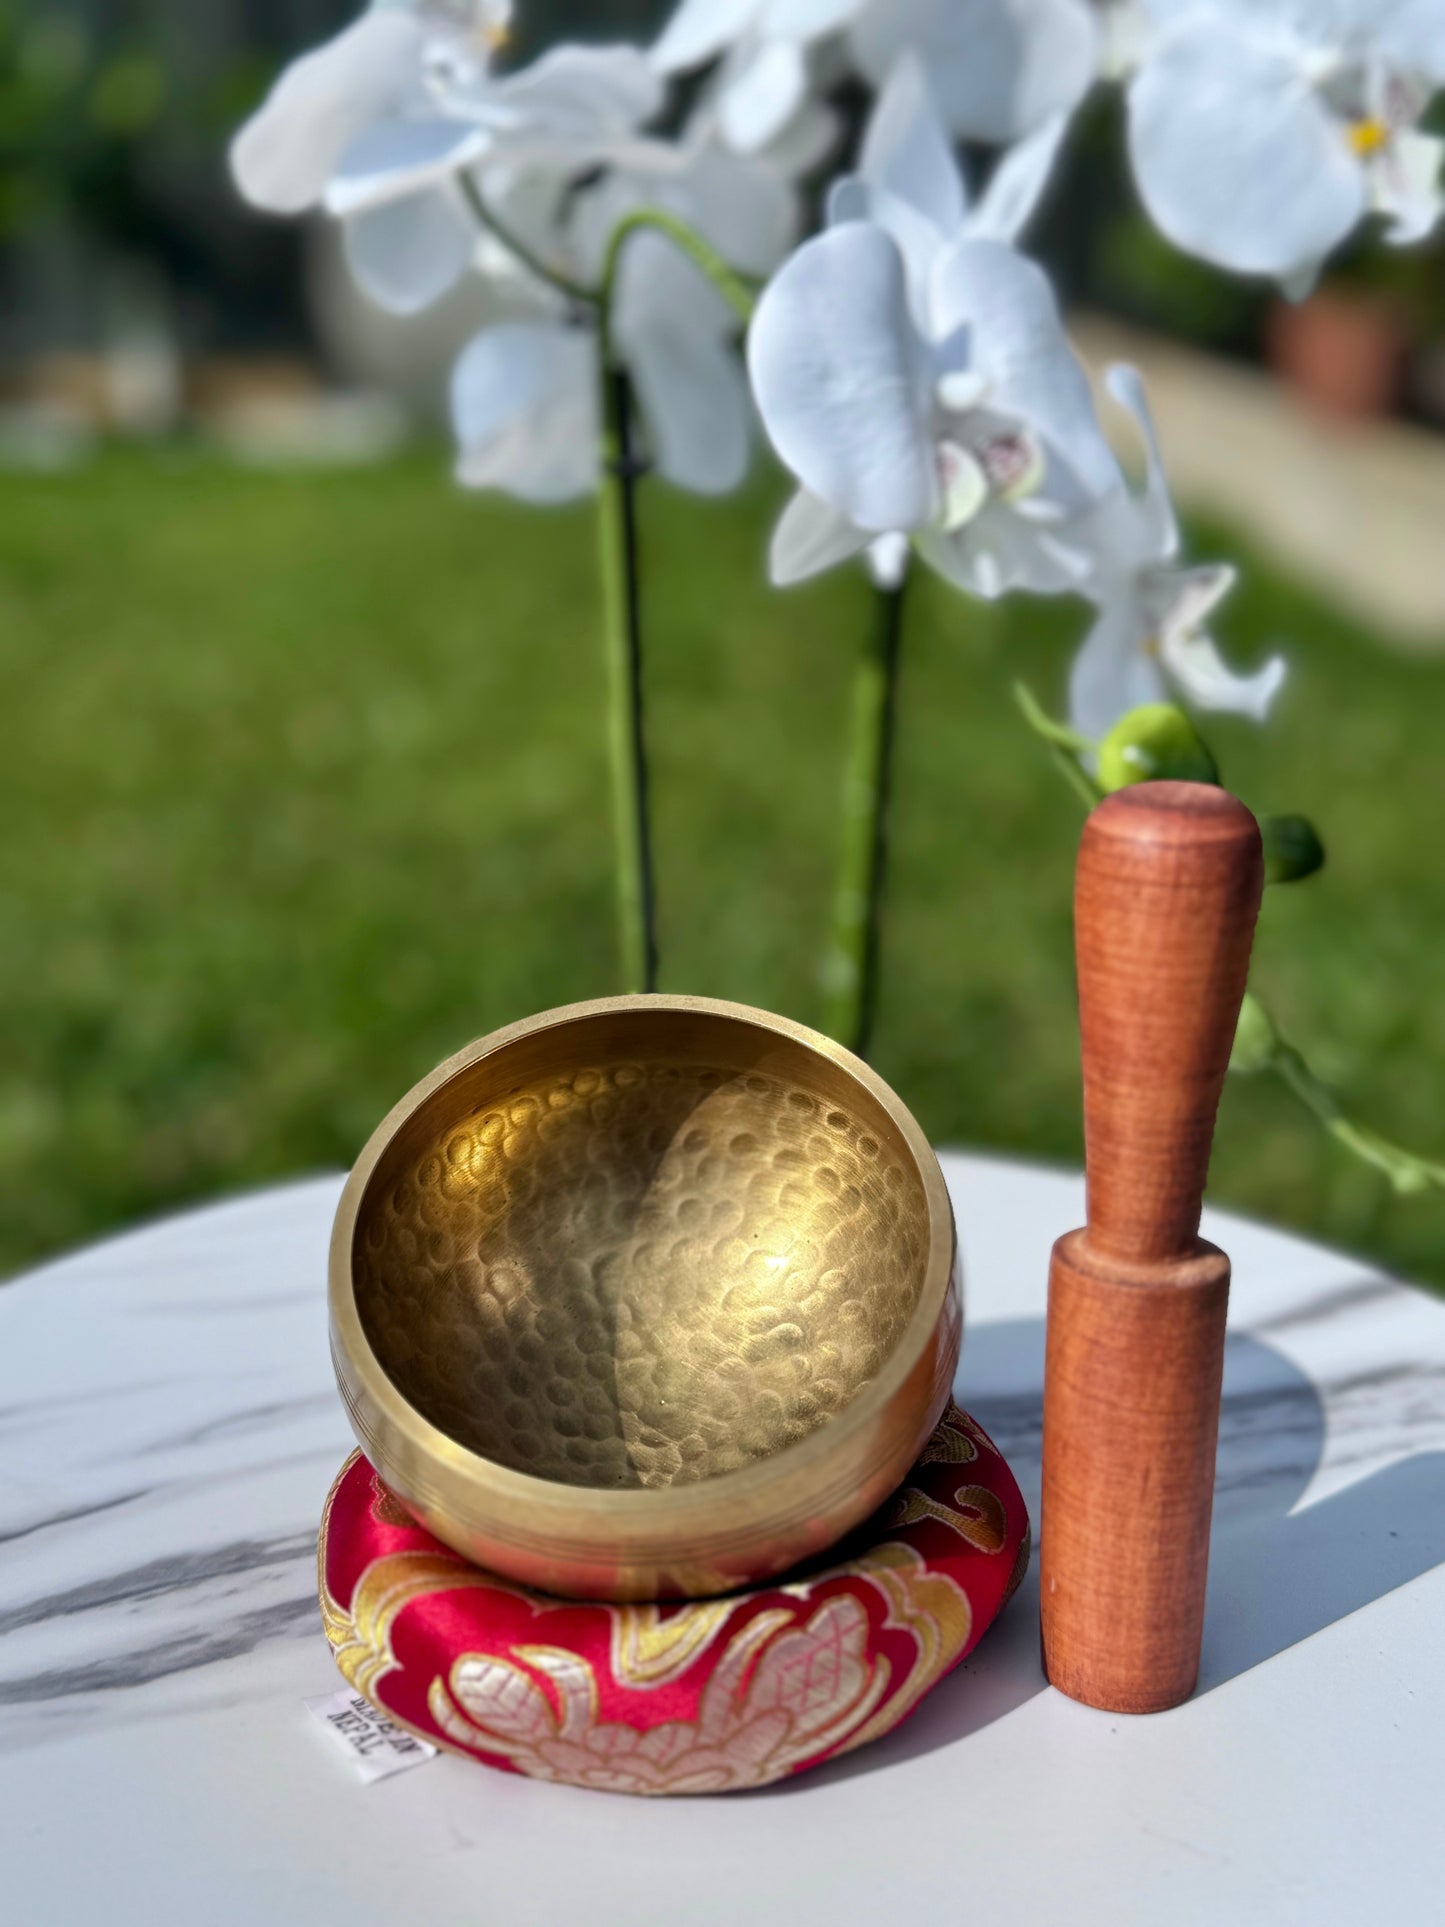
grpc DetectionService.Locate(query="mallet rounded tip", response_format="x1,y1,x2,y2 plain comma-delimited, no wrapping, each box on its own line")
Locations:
1086,780,1262,850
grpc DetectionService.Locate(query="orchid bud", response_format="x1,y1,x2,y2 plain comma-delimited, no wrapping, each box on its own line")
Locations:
1261,813,1325,885
1229,992,1279,1076
1096,703,1220,793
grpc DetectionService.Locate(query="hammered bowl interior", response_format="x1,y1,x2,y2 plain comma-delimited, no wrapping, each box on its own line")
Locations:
352,1006,932,1493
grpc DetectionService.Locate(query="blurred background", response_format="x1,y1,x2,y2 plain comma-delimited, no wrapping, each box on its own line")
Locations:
2,1,1443,1288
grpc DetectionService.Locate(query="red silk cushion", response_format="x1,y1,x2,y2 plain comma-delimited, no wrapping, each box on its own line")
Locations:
319,1402,1028,1795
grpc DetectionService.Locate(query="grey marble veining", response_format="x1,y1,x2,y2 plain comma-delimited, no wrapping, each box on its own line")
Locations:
0,1176,351,1745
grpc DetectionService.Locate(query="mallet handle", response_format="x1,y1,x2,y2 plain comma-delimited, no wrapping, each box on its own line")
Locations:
1041,781,1263,1713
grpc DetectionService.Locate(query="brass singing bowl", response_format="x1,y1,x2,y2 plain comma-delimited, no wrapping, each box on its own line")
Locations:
329,995,961,1601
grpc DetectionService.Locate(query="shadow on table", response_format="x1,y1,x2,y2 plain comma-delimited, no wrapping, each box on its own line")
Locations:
792,1315,1445,1789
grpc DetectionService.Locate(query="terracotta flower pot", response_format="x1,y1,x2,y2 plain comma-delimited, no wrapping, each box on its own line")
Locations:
1266,288,1408,421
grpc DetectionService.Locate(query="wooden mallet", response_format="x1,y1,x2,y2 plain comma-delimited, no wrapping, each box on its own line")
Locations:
1040,780,1264,1714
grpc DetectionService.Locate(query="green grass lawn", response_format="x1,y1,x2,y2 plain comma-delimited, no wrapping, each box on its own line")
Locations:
3,444,1443,1288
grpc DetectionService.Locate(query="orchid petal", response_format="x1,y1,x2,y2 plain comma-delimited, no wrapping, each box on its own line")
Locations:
858,51,965,236
667,140,800,275
1068,597,1168,740
481,162,575,285
1162,629,1287,720
849,0,1097,144
451,323,599,503
749,223,936,532
325,119,493,217
1375,128,1445,245
826,175,869,225
1156,570,1287,720
1151,559,1234,637
770,487,874,583
970,112,1069,243
229,11,423,214
1128,19,1367,281
719,37,810,152
1372,0,1445,84
935,368,988,412
652,0,760,74
495,42,664,142
764,0,862,35
931,238,1117,501
936,441,989,530
827,175,952,329
1104,362,1178,558
917,498,1092,600
611,223,733,347
866,531,911,589
629,327,752,495
342,184,474,314
760,96,841,175
1096,0,1152,82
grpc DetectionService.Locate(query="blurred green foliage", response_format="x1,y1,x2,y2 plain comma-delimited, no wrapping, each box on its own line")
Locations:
1,448,1443,1289
0,0,273,244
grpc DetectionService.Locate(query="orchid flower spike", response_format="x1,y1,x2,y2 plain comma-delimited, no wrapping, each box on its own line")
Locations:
231,3,662,315
1067,365,1287,740
749,54,1111,592
232,5,793,505
1126,0,1445,290
452,120,801,503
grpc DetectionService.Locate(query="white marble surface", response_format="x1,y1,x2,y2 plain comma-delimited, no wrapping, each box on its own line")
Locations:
2,1154,1444,1924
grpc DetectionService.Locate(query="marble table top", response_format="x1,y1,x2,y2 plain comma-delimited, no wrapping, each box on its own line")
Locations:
2,1153,1443,1924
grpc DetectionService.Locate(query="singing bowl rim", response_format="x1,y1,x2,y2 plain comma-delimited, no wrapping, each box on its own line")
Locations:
328,994,960,1596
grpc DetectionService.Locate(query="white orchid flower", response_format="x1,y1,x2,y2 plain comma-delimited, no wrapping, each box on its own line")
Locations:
1127,0,1445,289
231,3,662,315
452,123,798,502
1067,365,1286,738
847,0,1102,144
750,55,1108,590
651,0,864,153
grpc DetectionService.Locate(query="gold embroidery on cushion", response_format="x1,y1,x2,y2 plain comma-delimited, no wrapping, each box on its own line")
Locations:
323,1550,494,1697
610,1599,734,1688
831,1542,972,1759
886,1482,1008,1552
315,1450,363,1651
949,1484,1008,1552
916,1409,979,1465
429,1599,893,1794
957,1411,1001,1457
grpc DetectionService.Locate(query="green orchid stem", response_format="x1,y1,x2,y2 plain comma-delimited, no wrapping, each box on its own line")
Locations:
597,361,658,994
456,174,598,305
1012,680,1093,757
587,205,758,991
459,178,758,324
1011,681,1101,810
1271,1038,1445,1195
458,183,756,994
599,206,758,326
460,172,664,990
823,577,909,1058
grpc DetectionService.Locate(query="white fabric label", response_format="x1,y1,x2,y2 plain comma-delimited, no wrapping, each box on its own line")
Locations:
305,1687,438,1784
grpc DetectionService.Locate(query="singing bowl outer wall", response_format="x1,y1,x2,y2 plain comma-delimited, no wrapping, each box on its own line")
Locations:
329,996,962,1601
